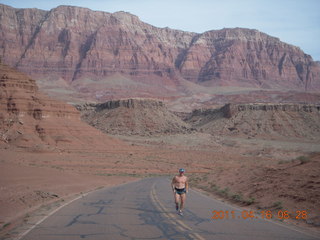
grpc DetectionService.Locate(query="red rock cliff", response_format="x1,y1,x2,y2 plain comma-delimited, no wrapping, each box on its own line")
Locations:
0,4,319,100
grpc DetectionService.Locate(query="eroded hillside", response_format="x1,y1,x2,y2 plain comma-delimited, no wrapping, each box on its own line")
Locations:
186,103,320,141
77,99,192,136
0,61,125,151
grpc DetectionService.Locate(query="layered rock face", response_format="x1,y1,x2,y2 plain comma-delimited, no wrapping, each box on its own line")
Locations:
0,4,193,99
77,99,192,136
0,3,319,102
186,103,320,141
0,61,123,150
179,29,320,90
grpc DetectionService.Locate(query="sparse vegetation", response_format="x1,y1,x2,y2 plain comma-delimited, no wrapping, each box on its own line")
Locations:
190,177,256,206
51,166,63,170
297,155,311,165
2,222,11,229
219,187,230,196
272,201,283,209
245,197,256,205
278,160,287,164
23,213,30,223
202,173,209,181
278,156,311,165
232,193,243,202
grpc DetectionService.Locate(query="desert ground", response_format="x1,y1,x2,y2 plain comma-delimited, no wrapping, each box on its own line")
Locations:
1,130,319,238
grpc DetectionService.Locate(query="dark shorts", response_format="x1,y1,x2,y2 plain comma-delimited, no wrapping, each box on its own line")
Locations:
175,187,186,195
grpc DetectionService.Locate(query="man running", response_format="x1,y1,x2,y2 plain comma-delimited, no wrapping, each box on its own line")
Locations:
171,168,189,215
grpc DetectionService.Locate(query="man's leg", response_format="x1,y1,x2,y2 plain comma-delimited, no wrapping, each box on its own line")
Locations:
180,193,186,211
174,193,180,211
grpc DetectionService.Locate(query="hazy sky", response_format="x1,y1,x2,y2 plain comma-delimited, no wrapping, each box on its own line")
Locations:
1,0,319,60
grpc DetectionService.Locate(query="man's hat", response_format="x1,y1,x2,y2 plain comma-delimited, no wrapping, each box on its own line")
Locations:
179,168,185,173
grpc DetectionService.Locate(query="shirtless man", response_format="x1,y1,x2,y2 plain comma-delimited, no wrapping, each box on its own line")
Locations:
171,168,189,215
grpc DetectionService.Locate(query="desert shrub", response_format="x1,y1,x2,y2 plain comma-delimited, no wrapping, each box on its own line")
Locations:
232,193,243,202
202,173,209,181
2,222,11,229
273,201,283,209
245,197,255,205
212,185,220,191
278,160,286,164
219,187,230,197
297,156,311,164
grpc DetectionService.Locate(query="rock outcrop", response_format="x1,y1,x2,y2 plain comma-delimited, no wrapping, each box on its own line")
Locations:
0,3,319,103
77,99,192,136
77,98,165,111
186,103,320,141
0,61,124,150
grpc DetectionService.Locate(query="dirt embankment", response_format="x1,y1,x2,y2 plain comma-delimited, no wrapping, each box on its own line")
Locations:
188,152,320,227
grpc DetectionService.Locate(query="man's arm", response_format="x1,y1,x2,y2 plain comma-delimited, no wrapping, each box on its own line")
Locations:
171,177,176,192
185,177,189,193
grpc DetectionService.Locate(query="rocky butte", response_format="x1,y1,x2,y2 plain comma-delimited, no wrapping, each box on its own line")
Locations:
0,4,320,105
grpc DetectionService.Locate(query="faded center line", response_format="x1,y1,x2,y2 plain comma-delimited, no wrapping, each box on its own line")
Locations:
150,183,205,240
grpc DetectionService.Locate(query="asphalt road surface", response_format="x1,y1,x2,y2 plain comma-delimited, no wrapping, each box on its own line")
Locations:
20,177,319,240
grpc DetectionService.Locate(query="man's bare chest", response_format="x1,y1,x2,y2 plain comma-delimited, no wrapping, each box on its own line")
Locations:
175,176,186,183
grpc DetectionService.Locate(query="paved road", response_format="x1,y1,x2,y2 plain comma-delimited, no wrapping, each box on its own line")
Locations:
20,177,319,240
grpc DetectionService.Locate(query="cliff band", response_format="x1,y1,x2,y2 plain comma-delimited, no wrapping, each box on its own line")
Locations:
0,4,319,103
